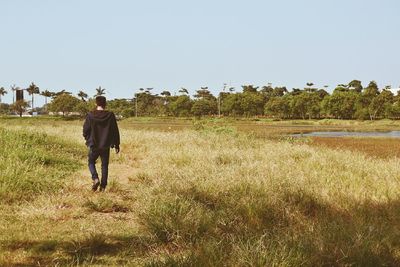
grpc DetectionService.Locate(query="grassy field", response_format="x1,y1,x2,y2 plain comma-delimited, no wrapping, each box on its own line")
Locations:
1,117,400,266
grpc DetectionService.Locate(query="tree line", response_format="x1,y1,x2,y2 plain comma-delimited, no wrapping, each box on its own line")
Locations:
0,80,399,120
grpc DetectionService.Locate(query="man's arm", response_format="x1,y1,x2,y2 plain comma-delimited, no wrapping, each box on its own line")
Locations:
83,114,91,141
112,114,120,153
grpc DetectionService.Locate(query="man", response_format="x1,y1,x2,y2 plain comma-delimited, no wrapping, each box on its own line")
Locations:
83,96,120,192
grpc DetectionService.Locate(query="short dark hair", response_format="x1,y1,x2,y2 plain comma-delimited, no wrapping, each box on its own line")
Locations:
96,96,107,108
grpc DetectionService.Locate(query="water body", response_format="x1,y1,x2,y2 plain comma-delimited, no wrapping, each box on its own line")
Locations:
291,131,400,138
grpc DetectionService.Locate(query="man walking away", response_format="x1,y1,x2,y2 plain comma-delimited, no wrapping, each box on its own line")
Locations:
83,96,120,192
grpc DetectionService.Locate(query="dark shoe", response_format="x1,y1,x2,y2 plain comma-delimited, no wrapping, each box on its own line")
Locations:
92,179,100,192
99,186,106,192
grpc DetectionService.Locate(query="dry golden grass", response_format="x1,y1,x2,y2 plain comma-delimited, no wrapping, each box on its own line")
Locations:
1,118,400,266
310,137,400,159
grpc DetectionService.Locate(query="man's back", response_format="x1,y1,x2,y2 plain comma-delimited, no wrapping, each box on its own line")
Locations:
83,110,120,150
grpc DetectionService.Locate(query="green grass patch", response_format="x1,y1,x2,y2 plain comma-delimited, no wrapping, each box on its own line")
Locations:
0,127,84,202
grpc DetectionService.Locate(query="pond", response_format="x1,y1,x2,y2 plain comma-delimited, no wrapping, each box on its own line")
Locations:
291,131,400,138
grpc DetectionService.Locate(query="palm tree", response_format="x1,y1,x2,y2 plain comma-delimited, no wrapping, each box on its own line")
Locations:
160,90,171,97
95,86,106,96
306,82,314,87
305,82,316,93
0,87,7,104
11,84,18,103
41,90,53,106
27,82,40,110
179,87,189,95
78,90,88,101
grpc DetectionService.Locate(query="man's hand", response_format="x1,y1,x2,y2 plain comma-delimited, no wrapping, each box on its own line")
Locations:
115,146,120,154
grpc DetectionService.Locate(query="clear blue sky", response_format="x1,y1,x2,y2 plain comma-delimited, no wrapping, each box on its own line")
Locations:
1,0,400,105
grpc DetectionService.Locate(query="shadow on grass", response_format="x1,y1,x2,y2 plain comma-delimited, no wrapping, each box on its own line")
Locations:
141,186,400,266
1,233,154,266
2,191,400,266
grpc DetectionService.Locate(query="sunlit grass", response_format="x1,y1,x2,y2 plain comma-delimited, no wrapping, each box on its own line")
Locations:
1,118,400,266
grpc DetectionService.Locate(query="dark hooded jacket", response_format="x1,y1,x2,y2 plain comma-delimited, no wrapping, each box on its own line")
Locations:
83,110,120,149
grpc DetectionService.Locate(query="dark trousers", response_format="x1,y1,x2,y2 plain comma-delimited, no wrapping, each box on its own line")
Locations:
88,147,110,188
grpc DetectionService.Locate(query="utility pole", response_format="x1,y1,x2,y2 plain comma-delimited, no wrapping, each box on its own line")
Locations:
135,92,138,118
218,83,227,118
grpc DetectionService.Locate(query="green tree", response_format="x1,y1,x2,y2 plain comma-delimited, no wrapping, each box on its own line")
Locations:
260,84,274,102
369,89,394,120
333,84,349,94
349,80,363,93
11,84,18,103
0,103,11,115
0,87,7,104
305,82,317,93
264,96,290,119
168,95,193,116
135,90,157,116
316,89,329,100
242,85,259,93
191,87,217,116
272,87,288,97
323,91,359,119
387,98,400,119
12,100,29,117
221,93,243,116
179,87,189,95
75,101,92,117
289,88,303,96
194,87,215,100
108,99,134,118
27,82,40,110
191,98,217,116
240,92,264,116
161,90,171,97
305,92,322,119
49,94,80,116
54,90,72,97
40,90,53,106
150,97,167,116
355,81,380,120
320,96,331,118
218,88,232,117
290,93,309,119
364,81,379,97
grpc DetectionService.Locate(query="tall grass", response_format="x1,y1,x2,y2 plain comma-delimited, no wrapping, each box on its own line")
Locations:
0,127,83,202
126,129,400,266
1,119,400,266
